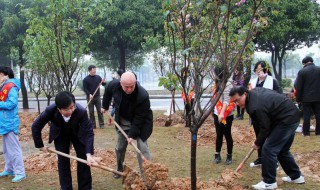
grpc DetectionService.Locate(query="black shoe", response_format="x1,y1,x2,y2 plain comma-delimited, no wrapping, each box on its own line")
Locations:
100,125,105,129
113,173,122,179
249,158,261,167
213,153,221,164
225,154,232,165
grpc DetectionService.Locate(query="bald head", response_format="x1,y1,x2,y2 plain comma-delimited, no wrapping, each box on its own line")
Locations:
120,71,137,94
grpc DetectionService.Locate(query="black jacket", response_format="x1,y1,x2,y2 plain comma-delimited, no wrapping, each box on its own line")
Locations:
295,63,320,103
31,103,94,154
102,79,153,141
246,88,300,146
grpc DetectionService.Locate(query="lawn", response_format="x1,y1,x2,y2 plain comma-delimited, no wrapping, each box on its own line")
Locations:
0,111,319,189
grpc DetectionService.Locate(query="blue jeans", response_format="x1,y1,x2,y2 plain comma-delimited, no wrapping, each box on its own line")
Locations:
261,122,302,183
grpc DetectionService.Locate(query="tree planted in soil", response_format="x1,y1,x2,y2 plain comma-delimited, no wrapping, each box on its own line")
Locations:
162,0,275,189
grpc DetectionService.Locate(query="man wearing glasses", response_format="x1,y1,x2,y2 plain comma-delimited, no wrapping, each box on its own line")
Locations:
229,86,304,190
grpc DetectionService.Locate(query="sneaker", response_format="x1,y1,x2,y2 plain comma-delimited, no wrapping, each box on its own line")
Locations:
0,171,15,177
282,176,305,184
250,158,262,167
12,174,26,183
100,125,105,129
252,181,277,190
113,173,122,179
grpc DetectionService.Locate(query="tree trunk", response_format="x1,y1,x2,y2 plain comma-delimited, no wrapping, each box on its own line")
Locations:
190,130,198,190
119,45,126,71
20,69,29,109
18,45,29,109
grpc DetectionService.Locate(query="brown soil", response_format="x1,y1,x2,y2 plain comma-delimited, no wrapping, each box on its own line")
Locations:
11,112,320,189
156,113,255,146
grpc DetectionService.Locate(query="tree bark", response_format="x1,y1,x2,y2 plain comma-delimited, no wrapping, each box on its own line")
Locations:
119,45,126,71
191,130,198,190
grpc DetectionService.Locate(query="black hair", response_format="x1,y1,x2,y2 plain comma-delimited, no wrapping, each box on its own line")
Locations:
214,66,224,92
88,65,96,71
117,69,124,77
55,91,75,109
229,86,249,97
254,61,272,76
0,66,14,78
302,56,313,65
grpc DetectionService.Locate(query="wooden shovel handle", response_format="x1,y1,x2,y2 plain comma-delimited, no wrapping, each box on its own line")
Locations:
85,82,102,109
47,147,125,176
235,148,255,173
106,112,148,162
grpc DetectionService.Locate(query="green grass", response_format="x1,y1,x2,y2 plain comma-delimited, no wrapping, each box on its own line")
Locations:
0,111,319,189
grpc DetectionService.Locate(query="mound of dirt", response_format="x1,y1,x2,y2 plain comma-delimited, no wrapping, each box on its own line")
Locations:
24,148,116,174
173,116,255,146
279,151,320,182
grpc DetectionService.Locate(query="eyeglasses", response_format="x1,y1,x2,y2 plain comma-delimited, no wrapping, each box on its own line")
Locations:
232,95,242,104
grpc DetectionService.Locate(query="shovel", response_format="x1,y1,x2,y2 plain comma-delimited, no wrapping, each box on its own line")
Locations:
164,98,173,127
47,147,126,176
85,81,103,109
106,112,148,162
235,148,255,173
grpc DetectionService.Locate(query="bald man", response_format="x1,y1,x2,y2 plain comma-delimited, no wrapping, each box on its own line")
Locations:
101,71,153,178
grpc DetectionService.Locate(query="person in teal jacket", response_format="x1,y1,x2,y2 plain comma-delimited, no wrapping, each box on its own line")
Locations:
0,66,26,183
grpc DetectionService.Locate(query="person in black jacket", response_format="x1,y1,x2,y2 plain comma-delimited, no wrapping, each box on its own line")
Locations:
83,65,106,129
101,71,153,179
32,91,96,190
295,56,320,136
229,86,304,190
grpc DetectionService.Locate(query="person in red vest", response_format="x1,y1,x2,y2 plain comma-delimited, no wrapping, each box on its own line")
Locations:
0,66,26,183
212,66,236,165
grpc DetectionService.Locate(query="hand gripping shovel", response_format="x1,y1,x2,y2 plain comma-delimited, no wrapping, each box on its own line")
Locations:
106,112,148,162
235,148,255,173
85,82,103,109
47,147,126,177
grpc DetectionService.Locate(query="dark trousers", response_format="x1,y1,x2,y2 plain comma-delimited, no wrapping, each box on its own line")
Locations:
213,114,234,154
302,101,320,135
236,106,244,116
261,122,301,184
54,133,92,190
253,124,263,158
87,95,104,128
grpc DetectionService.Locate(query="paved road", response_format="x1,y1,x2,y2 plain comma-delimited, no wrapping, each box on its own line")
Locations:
18,95,211,113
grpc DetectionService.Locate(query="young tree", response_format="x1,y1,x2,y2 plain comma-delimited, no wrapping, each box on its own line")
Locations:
24,0,104,92
163,0,272,189
254,0,320,82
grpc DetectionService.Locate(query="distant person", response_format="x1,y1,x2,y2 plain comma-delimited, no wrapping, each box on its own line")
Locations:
212,66,236,165
101,71,153,179
0,66,26,183
230,86,305,190
295,56,320,136
32,91,96,190
232,66,245,120
83,65,106,129
248,60,281,168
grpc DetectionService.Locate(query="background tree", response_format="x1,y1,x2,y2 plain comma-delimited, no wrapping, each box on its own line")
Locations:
90,0,164,71
24,0,104,92
0,0,33,109
163,0,273,189
254,0,320,82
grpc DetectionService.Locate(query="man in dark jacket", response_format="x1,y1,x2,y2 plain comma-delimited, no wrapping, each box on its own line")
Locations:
295,56,320,136
32,91,96,190
83,65,106,129
229,86,304,190
101,71,153,179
